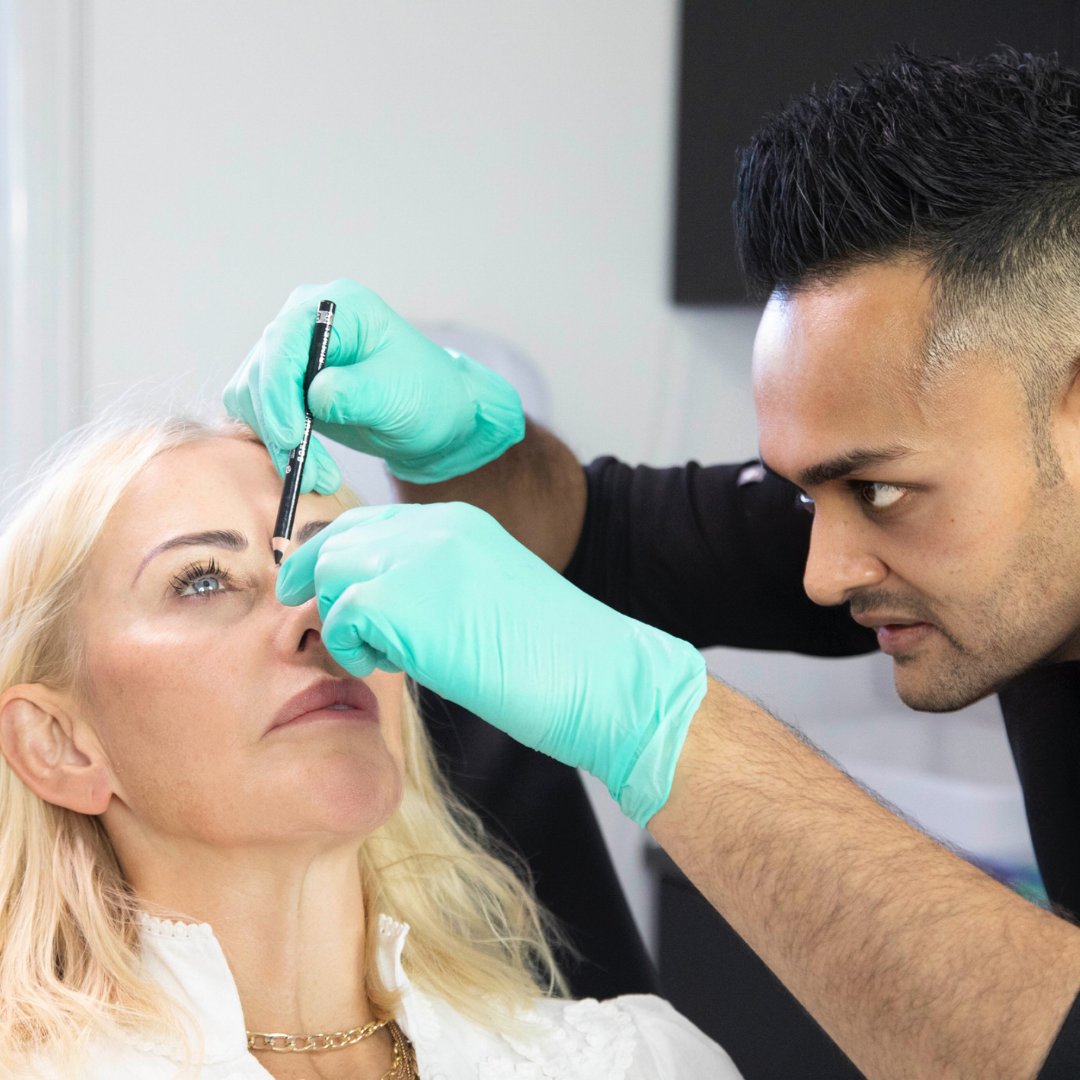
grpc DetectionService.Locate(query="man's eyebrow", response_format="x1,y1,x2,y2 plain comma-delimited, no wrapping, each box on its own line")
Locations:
294,520,333,546
795,446,913,488
133,529,248,583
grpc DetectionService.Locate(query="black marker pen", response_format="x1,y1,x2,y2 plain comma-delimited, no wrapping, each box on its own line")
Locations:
272,299,336,565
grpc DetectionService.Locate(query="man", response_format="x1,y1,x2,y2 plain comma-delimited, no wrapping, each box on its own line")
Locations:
227,52,1080,1079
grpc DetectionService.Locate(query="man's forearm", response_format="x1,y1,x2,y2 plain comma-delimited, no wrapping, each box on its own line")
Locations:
650,677,1080,1080
393,419,586,570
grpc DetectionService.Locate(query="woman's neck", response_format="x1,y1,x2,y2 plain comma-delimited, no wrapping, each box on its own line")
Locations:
114,826,374,1036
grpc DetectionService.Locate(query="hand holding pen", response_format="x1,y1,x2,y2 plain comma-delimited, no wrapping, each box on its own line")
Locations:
224,280,525,495
272,299,336,565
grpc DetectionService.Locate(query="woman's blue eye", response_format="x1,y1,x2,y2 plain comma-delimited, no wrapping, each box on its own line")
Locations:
171,558,231,598
182,576,224,597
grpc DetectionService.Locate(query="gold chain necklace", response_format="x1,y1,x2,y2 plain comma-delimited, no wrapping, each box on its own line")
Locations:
247,1017,417,1078
382,1021,418,1080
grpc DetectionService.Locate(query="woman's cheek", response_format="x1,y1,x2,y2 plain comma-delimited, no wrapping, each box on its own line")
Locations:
366,670,407,763
84,634,233,764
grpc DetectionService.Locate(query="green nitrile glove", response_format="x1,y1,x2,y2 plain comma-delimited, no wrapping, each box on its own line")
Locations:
224,280,526,493
276,502,707,827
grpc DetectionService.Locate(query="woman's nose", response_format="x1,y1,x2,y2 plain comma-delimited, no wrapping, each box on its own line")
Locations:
802,511,888,607
273,595,336,661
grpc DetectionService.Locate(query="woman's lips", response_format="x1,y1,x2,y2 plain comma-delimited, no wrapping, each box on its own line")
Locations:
267,678,380,734
875,622,934,654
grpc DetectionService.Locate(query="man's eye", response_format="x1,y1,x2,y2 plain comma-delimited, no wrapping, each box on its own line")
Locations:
797,492,815,514
859,482,905,510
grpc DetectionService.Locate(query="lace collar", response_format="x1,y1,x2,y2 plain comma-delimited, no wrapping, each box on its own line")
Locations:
130,911,412,1065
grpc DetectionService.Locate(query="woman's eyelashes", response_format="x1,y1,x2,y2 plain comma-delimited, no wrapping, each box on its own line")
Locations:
170,557,233,599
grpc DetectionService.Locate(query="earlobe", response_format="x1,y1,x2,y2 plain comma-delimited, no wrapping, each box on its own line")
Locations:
0,685,114,815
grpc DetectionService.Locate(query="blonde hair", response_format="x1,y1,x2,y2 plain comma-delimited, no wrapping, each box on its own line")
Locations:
0,416,564,1077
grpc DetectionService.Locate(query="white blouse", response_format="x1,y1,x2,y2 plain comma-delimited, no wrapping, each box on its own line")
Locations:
35,912,743,1079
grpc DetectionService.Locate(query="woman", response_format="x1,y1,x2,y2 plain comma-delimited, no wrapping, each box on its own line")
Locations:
0,416,738,1079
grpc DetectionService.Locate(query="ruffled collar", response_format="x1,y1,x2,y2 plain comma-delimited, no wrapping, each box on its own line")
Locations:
131,911,412,1066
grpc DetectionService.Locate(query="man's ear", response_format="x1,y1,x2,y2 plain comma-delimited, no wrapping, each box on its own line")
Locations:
0,685,114,814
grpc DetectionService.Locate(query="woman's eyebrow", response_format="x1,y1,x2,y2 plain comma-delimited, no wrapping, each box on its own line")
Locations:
133,530,247,583
294,519,333,546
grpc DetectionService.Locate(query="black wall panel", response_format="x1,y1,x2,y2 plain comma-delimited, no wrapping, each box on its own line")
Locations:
673,0,1080,303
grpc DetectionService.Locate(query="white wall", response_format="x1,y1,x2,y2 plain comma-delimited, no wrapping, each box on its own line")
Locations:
86,0,761,468
0,0,85,477
81,1,1029,958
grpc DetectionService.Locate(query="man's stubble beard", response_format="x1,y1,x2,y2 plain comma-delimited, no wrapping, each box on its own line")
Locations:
888,483,1080,712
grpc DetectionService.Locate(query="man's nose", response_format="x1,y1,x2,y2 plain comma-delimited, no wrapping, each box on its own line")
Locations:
802,510,888,607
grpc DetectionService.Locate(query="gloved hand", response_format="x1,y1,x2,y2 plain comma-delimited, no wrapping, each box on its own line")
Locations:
276,502,707,827
224,280,526,493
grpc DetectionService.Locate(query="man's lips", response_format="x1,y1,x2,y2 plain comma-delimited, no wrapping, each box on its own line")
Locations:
851,613,935,654
266,678,380,734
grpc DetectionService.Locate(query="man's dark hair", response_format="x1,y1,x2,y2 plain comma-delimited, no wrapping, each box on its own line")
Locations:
735,49,1080,300
735,49,1080,470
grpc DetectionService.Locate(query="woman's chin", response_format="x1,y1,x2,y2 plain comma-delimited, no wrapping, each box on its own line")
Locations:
261,765,405,840
162,758,406,848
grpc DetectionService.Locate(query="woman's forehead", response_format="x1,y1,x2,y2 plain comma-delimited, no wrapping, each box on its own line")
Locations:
119,438,280,528
97,437,341,573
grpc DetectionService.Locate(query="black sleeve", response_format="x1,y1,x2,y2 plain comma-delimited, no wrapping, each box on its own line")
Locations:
563,456,877,656
1037,989,1080,1079
998,662,1080,920
996,666,1080,1078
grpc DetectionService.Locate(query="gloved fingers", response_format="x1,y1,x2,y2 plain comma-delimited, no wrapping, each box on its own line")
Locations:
264,442,291,481
223,341,268,433
316,279,394,361
279,279,394,365
228,355,331,492
329,637,381,679
258,281,394,446
307,360,418,431
321,582,411,677
275,503,408,605
310,510,440,619
222,363,251,428
257,310,330,449
296,435,342,495
265,436,341,495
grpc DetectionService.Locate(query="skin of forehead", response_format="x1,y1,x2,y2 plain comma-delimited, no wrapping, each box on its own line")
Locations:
751,263,1021,474
91,438,343,600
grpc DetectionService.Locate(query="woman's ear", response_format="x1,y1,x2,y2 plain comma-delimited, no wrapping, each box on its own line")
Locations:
0,685,114,814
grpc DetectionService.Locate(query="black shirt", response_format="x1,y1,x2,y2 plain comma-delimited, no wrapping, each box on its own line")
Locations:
563,456,1080,1078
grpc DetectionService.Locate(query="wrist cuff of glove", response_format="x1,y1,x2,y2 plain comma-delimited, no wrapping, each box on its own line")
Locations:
609,638,708,827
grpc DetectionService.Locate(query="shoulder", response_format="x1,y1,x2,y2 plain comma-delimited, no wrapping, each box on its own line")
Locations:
406,991,742,1080
603,995,742,1077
